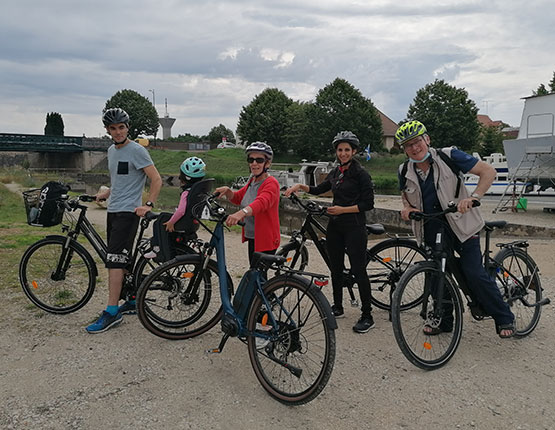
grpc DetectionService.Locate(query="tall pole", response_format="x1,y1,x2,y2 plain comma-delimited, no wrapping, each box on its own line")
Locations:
149,89,157,141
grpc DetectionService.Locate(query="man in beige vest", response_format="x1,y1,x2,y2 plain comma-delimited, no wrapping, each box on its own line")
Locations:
396,120,515,338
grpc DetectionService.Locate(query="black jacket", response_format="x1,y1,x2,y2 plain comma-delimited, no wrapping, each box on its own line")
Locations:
309,159,374,225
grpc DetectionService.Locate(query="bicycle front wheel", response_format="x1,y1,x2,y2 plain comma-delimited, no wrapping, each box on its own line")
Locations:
246,275,336,405
367,238,427,311
19,237,96,314
136,255,230,339
276,242,309,271
493,248,542,337
391,262,464,370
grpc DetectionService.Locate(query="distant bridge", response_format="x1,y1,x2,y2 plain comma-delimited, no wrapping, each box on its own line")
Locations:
0,133,110,170
0,133,111,152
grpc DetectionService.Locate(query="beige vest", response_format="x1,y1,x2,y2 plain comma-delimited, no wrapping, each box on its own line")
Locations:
399,147,484,244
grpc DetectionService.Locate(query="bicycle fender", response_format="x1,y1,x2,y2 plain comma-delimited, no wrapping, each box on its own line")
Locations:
45,234,98,278
269,273,338,330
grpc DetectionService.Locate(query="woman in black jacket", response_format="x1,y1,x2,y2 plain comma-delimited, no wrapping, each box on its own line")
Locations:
285,131,375,333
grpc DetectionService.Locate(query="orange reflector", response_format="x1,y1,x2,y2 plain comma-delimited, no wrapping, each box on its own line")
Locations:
286,257,292,263
181,272,194,278
423,342,432,350
314,279,328,287
261,313,269,326
32,280,38,289
503,271,509,279
382,257,392,263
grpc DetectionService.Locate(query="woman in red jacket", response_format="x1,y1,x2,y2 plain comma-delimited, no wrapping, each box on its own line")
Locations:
215,142,280,263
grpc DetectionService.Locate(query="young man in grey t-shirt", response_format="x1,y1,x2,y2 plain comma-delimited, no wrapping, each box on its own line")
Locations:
86,108,162,333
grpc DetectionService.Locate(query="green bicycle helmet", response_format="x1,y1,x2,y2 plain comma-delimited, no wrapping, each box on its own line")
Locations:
180,157,206,178
395,120,427,145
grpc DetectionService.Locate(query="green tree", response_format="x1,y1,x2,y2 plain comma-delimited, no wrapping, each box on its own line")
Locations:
44,112,64,136
167,133,202,143
533,83,549,96
312,78,384,157
406,79,480,152
284,101,320,159
549,72,555,93
207,124,236,144
104,89,159,140
479,125,505,157
236,88,293,155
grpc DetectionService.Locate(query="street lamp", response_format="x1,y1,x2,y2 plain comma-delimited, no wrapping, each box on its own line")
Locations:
149,89,157,141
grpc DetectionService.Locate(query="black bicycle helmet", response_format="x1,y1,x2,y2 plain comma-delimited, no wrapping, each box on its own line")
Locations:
332,131,360,149
102,108,130,127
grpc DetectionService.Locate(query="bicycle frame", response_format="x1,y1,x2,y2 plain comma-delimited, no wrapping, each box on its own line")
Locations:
195,199,330,354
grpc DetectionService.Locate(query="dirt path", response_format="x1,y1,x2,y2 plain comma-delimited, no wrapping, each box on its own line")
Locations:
2,196,554,429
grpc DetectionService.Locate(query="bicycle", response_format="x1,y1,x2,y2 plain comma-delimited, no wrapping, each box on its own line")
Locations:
391,202,550,370
136,192,337,405
278,192,427,311
19,189,196,315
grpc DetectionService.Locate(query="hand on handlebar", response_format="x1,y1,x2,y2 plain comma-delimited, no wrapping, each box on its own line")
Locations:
400,207,420,221
457,197,481,214
283,184,303,197
225,209,246,227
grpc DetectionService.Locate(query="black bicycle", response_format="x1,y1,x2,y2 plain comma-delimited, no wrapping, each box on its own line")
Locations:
136,192,336,405
391,202,550,370
19,190,195,314
278,192,427,311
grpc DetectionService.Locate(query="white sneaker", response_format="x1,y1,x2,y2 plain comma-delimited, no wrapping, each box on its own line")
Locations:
255,322,272,350
144,251,157,259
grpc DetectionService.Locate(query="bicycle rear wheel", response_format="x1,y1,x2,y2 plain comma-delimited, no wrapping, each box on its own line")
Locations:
367,238,427,311
246,275,336,405
391,262,464,370
136,255,230,339
19,237,96,314
493,248,542,337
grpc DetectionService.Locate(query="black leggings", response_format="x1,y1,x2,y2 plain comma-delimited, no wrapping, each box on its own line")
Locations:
326,220,372,316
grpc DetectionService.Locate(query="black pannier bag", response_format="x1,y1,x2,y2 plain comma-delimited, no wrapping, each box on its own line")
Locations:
23,181,70,227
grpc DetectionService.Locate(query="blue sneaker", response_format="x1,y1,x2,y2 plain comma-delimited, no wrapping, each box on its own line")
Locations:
118,301,137,315
86,311,123,333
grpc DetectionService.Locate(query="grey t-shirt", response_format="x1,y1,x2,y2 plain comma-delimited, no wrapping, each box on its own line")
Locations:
241,178,264,239
107,141,154,212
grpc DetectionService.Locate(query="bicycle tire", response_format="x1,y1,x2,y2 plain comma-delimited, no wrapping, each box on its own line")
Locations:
492,248,542,337
367,238,427,311
19,236,96,314
132,243,194,290
276,241,309,271
246,274,336,405
136,254,231,340
391,262,464,370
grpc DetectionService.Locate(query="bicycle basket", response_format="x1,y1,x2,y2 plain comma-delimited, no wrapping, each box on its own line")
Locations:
23,181,69,227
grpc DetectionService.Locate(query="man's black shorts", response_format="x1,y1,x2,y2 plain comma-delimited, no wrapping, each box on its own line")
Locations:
106,212,140,269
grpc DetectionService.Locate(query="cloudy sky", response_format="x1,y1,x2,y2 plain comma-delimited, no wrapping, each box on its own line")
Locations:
1,0,553,139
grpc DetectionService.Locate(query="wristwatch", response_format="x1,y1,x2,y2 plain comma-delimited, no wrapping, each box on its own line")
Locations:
242,207,249,215
470,193,482,200
145,201,154,208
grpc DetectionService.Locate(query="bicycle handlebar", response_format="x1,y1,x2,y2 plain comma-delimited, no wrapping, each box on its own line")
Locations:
408,200,481,221
285,193,328,216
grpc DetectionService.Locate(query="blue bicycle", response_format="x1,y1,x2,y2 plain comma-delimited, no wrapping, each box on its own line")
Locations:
136,192,337,405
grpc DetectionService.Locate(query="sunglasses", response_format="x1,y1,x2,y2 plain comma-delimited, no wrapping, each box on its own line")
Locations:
247,157,267,164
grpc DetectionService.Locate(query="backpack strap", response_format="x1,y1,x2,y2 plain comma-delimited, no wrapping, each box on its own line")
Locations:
437,149,462,199
399,160,409,191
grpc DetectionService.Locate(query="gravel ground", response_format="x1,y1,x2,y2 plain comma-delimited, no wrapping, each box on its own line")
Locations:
2,196,555,429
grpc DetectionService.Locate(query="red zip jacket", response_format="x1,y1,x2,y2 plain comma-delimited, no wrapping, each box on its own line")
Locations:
230,175,281,252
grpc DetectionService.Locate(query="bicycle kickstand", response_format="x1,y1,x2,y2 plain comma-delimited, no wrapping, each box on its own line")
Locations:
206,334,230,354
